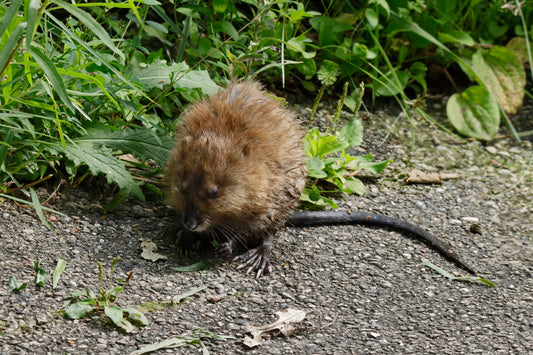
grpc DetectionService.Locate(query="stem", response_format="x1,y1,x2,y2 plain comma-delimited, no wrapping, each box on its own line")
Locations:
309,84,326,123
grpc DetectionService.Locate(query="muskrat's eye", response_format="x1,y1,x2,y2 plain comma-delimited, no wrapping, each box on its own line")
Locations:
208,187,219,199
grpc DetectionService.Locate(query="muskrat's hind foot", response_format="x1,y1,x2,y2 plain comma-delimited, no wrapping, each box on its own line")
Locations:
233,234,273,278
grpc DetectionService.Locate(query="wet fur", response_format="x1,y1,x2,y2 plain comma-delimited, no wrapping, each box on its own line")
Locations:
166,81,306,258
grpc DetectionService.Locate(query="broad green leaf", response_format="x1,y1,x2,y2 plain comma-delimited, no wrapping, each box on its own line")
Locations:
296,58,317,76
365,8,378,29
287,36,316,59
338,118,363,147
213,20,237,37
52,0,125,60
28,46,76,114
111,314,134,333
446,85,500,140
358,159,390,174
309,16,351,47
123,307,149,326
134,60,188,90
305,156,327,178
372,0,390,18
136,60,219,95
343,178,365,195
104,306,134,333
173,67,220,95
472,46,526,115
47,141,144,199
53,258,67,289
81,125,174,168
347,154,391,174
34,261,47,287
65,302,94,319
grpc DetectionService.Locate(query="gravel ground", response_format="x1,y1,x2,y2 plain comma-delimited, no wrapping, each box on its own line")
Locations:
1,101,532,354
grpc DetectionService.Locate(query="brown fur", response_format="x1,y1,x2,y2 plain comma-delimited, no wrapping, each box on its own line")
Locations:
166,81,306,268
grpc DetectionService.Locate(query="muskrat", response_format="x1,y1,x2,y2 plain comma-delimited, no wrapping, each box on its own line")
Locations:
166,81,476,277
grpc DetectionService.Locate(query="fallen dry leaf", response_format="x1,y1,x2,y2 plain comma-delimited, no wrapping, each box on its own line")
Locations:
140,239,168,262
243,308,307,348
405,169,460,184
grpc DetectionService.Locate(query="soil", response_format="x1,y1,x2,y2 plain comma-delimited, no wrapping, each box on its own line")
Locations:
1,99,532,354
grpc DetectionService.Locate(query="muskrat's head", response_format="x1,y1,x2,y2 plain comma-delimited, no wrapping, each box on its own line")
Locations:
167,131,263,233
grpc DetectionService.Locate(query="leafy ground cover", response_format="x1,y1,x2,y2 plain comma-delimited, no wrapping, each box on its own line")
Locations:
1,1,531,209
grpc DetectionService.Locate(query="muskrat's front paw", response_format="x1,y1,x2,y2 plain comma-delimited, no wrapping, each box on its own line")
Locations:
216,241,234,259
233,248,272,278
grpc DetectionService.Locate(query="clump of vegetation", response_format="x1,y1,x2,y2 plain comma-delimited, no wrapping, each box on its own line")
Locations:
64,257,148,333
0,1,530,208
302,81,391,208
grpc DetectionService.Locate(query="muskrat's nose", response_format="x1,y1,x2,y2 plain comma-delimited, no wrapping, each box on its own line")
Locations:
183,204,201,231
184,218,198,231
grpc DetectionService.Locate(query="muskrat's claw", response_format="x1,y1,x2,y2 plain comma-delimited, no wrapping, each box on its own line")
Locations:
233,248,272,278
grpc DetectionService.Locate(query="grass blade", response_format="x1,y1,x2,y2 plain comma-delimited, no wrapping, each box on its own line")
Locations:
420,261,497,288
0,193,66,216
0,0,23,44
28,46,76,114
44,11,153,104
25,0,41,49
30,187,51,229
51,0,125,60
0,22,26,77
